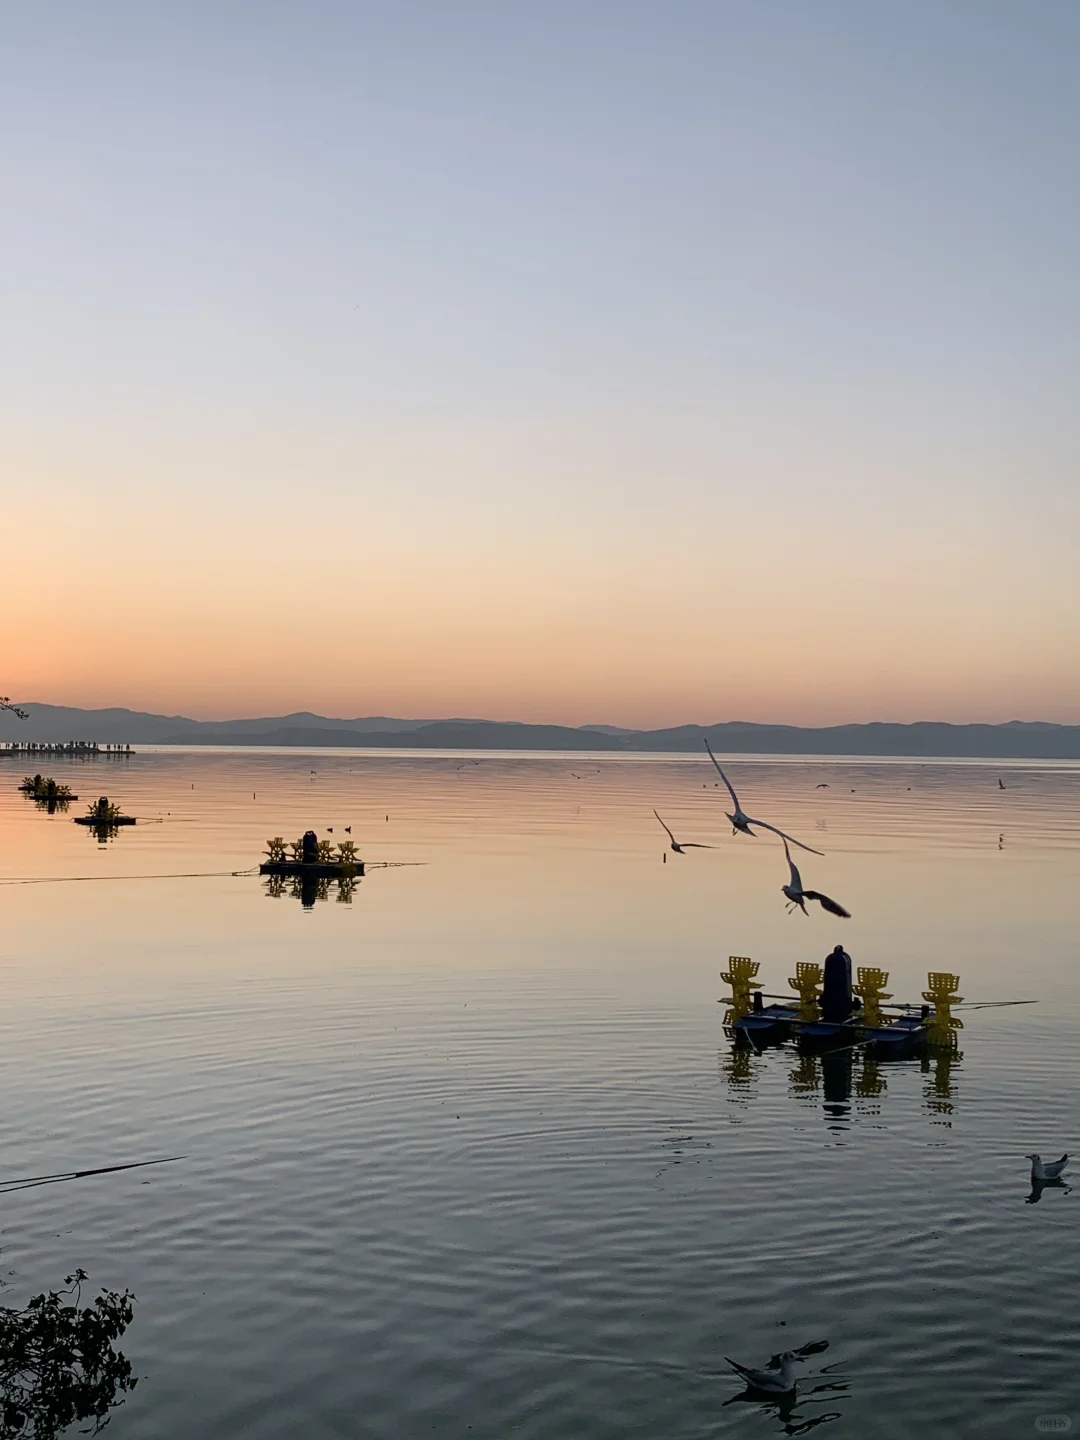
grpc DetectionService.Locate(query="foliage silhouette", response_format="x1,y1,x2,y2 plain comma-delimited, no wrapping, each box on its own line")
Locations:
0,1271,137,1437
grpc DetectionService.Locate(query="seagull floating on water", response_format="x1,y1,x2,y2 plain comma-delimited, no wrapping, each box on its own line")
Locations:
1027,1153,1068,1181
782,840,850,918
725,1351,798,1395
653,811,713,855
703,741,824,855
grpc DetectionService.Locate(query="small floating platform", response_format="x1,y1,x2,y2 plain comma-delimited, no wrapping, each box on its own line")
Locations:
260,860,364,879
260,831,364,880
75,797,135,826
723,953,962,1057
19,775,77,802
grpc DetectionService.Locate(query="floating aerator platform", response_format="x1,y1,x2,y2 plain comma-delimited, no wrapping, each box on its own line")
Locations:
720,950,964,1054
260,831,365,879
74,796,136,826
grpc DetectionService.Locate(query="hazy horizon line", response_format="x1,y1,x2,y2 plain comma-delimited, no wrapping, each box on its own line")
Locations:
7,700,1080,732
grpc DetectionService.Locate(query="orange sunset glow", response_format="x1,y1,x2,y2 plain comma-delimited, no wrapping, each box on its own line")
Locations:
3,6,1077,727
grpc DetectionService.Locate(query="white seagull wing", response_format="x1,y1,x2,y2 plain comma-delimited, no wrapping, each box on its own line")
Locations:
703,740,741,810
747,817,824,856
782,839,801,890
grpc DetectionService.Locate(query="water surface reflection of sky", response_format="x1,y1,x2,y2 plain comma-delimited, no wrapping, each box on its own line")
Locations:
0,749,1077,1438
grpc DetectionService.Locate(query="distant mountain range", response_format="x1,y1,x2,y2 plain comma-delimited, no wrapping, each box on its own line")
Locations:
2,704,1080,758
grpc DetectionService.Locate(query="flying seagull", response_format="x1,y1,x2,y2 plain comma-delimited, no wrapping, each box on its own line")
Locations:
704,740,823,855
782,840,851,918
998,778,1006,790
725,1351,798,1395
815,783,829,789
1027,1153,1068,1181
653,811,713,854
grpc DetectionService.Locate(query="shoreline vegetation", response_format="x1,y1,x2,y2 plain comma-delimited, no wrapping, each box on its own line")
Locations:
2,706,1080,758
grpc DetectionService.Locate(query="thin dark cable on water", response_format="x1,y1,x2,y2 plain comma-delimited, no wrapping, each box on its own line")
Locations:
960,999,1038,1009
0,1156,186,1195
0,862,423,886
0,868,261,886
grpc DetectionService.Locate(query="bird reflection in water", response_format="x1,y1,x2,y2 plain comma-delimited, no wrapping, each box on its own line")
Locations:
1027,1176,1070,1205
264,873,359,909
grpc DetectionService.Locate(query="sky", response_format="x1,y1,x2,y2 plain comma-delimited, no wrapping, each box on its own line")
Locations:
2,1,1078,727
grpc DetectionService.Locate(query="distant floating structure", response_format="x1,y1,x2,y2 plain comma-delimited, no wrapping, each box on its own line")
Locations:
261,831,364,908
1,741,134,756
260,831,364,878
74,796,137,828
19,774,77,803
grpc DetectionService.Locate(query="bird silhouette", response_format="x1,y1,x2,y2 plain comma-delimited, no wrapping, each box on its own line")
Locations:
781,840,850,917
704,740,823,854
1027,1152,1068,1181
653,810,713,855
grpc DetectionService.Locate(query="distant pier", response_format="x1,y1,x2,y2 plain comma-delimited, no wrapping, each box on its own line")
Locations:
0,741,135,756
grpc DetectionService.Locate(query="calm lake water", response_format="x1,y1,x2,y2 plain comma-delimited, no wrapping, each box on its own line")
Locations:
1,747,1078,1438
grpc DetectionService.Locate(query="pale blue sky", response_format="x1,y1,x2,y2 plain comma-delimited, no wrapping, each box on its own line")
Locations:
3,3,1078,723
